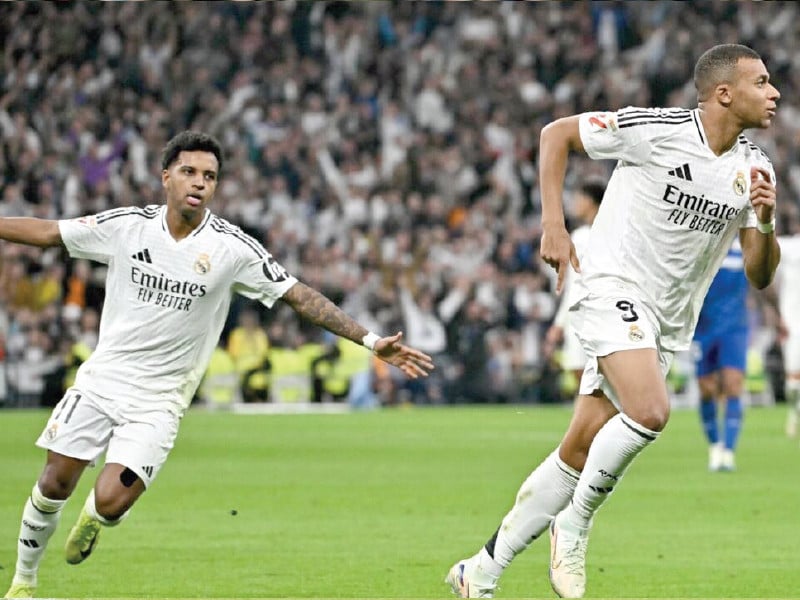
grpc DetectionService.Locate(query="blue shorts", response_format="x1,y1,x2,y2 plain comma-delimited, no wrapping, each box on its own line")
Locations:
693,329,748,377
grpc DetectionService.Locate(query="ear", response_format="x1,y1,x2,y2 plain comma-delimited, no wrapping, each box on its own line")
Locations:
715,82,733,107
161,169,169,188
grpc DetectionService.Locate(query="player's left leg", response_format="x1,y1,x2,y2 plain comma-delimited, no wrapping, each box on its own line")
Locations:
64,463,145,564
65,409,180,564
716,329,748,470
552,348,668,598
719,367,745,471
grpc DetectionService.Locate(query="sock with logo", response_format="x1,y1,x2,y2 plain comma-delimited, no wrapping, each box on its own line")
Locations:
699,399,719,445
723,396,743,450
13,484,67,585
482,448,580,570
83,488,130,526
564,413,660,528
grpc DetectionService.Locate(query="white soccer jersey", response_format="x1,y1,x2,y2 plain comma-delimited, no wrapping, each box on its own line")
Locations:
59,205,298,414
572,107,772,351
776,234,800,335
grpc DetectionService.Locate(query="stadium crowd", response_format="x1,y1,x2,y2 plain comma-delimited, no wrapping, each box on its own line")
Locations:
0,1,796,408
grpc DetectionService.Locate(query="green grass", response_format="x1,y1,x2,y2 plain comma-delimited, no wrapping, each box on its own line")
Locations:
1,404,798,598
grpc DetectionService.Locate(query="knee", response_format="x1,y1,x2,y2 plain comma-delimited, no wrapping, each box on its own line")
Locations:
93,490,132,521
627,403,670,432
38,468,79,500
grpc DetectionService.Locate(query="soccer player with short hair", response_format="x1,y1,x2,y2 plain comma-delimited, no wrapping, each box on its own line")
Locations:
3,130,434,599
692,240,749,472
447,44,780,599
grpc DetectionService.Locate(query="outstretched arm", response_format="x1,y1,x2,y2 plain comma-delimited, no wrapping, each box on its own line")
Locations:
280,281,434,378
0,217,62,247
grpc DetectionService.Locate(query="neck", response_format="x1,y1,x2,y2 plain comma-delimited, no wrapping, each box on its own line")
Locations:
697,105,743,156
166,207,203,241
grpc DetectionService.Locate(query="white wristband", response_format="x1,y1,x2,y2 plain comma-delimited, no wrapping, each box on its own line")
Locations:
756,219,775,234
362,332,380,352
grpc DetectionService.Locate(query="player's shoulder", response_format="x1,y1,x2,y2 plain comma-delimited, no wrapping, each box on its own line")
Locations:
64,204,161,231
96,204,162,224
206,213,268,258
614,105,695,130
735,134,773,168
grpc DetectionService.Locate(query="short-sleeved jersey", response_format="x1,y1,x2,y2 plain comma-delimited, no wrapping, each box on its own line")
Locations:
59,205,298,414
573,106,772,351
776,234,800,334
695,239,749,336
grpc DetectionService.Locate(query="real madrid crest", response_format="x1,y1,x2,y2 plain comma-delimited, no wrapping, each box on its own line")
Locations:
628,325,644,342
44,422,58,442
733,171,746,196
194,253,211,275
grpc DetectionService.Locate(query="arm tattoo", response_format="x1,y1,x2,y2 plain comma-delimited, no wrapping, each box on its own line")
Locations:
282,282,368,344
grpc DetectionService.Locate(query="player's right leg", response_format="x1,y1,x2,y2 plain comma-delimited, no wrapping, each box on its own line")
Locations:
693,337,724,471
445,394,616,598
5,452,88,598
6,388,105,598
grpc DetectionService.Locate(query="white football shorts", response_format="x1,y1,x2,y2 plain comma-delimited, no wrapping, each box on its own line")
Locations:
560,325,588,372
36,387,180,488
569,292,673,410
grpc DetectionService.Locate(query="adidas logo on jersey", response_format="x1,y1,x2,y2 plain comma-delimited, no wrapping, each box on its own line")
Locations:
142,465,154,477
132,249,153,263
668,163,693,181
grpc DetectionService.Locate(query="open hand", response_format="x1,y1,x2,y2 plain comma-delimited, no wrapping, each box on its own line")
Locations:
374,331,435,379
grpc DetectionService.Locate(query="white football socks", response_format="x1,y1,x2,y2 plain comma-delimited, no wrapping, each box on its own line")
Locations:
484,449,581,570
13,484,66,584
564,413,659,528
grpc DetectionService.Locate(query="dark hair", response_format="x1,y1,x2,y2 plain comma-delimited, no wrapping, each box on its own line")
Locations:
161,130,223,174
579,178,605,206
694,44,761,100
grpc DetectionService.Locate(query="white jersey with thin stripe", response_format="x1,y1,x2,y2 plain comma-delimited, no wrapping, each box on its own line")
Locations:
58,205,298,414
572,107,772,352
776,234,800,335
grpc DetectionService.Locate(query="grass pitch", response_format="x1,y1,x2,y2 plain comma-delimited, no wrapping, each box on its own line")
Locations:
0,404,798,599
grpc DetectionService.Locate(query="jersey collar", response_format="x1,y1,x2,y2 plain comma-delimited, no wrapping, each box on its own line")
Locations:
691,109,707,147
160,205,212,240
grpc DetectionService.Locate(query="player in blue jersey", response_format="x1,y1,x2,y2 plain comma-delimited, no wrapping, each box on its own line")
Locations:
692,241,749,471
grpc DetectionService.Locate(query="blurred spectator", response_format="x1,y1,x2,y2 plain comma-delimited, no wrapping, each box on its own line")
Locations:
226,307,271,402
